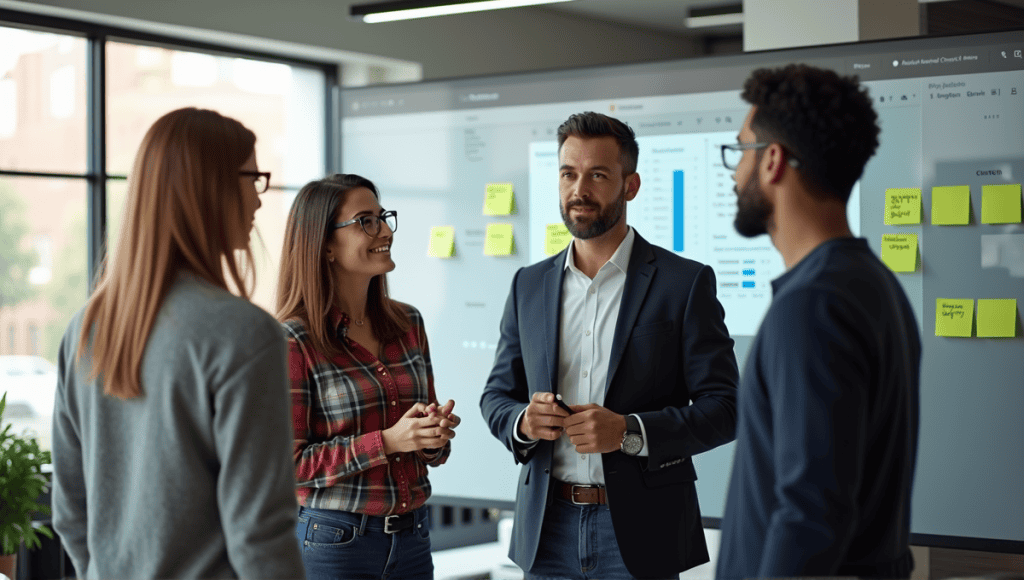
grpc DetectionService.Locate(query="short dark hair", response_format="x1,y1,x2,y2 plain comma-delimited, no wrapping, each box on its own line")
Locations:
741,64,880,202
556,112,639,176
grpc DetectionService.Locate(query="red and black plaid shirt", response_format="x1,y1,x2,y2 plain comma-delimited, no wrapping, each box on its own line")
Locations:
284,304,449,516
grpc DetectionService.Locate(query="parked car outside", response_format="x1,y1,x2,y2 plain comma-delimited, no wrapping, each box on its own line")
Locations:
1,354,57,450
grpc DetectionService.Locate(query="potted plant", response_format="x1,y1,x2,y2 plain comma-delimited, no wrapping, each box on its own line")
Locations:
0,392,53,579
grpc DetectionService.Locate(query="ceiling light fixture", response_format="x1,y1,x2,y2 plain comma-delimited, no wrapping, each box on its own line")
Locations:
351,0,576,23
686,4,743,29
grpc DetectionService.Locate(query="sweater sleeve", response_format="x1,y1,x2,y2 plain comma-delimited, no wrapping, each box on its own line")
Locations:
757,288,870,577
213,333,305,579
50,323,90,577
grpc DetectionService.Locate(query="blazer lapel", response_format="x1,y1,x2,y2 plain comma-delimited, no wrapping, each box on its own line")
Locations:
543,250,567,392
605,234,656,393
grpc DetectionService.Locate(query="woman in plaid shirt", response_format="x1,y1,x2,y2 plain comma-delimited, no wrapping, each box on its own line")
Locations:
276,173,460,580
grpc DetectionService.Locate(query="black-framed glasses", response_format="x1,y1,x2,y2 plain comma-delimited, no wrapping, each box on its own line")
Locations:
720,143,800,171
239,171,271,193
331,210,398,237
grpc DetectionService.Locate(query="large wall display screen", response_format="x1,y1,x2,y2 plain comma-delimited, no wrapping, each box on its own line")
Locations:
341,30,1024,550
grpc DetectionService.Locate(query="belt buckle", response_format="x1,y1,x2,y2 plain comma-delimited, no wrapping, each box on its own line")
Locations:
384,514,400,534
570,484,598,505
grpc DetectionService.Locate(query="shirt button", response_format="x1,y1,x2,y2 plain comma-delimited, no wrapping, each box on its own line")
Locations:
585,330,591,336
582,370,588,378
589,289,595,295
395,456,401,462
402,502,407,508
391,400,397,406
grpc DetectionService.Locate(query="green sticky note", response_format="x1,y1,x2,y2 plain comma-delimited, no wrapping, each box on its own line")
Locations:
935,298,974,337
483,183,516,215
427,226,455,258
484,223,515,256
880,234,918,272
545,223,572,256
884,188,922,225
977,299,1017,338
981,184,1022,224
931,185,971,225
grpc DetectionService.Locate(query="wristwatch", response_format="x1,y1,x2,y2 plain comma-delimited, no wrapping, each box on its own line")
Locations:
620,415,643,456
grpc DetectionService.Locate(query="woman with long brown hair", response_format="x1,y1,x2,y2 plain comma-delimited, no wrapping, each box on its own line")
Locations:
277,173,458,580
50,107,304,579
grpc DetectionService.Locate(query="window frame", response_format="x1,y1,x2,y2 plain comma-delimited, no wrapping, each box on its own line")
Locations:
0,7,340,291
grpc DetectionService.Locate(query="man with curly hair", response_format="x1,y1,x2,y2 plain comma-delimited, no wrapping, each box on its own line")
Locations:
716,64,922,579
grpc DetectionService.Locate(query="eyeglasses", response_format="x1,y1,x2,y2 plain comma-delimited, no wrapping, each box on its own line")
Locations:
720,143,800,171
331,210,398,237
239,171,271,193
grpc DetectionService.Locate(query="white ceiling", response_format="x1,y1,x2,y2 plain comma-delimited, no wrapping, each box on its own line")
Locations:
546,0,739,35
545,0,1024,37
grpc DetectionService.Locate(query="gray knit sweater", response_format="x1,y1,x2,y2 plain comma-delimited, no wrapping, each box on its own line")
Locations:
51,272,305,579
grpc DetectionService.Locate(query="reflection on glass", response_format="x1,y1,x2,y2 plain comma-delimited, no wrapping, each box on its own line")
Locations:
0,26,87,173
105,41,326,186
0,177,87,451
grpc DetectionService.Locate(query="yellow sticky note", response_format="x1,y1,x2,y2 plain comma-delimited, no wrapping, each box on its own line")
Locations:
428,226,455,258
977,299,1017,338
884,188,922,225
931,186,971,225
935,299,974,337
545,223,572,256
880,234,918,272
484,223,515,256
981,184,1022,224
483,183,516,216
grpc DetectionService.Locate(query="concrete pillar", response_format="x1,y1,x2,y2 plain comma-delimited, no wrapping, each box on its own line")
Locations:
743,0,920,51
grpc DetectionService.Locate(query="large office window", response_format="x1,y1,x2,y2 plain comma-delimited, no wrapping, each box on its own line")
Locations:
0,20,334,450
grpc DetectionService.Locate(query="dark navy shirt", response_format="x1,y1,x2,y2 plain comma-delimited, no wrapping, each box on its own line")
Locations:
717,237,921,580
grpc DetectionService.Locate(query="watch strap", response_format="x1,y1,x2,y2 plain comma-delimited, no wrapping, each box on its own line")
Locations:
624,414,641,435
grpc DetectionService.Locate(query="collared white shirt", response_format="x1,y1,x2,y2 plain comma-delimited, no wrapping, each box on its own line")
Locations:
514,227,649,485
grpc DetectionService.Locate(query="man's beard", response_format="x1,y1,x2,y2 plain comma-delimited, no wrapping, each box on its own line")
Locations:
733,173,773,238
561,188,626,240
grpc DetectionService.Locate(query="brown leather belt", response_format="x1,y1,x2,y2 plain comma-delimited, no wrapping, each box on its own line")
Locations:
554,480,607,505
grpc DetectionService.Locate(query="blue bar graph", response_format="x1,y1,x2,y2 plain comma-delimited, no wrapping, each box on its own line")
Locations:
673,170,685,252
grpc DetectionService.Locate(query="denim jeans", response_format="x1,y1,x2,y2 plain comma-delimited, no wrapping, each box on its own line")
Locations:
525,497,675,580
296,506,433,580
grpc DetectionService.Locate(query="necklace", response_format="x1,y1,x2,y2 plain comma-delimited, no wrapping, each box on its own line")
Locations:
354,318,365,326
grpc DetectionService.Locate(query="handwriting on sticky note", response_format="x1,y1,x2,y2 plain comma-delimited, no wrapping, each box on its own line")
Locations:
484,223,515,256
545,223,572,256
484,183,516,216
880,234,917,272
931,185,971,225
935,299,974,337
885,188,922,225
981,183,1022,224
428,226,455,258
977,299,1017,338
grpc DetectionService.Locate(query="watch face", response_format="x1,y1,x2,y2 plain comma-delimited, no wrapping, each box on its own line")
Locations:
622,433,643,456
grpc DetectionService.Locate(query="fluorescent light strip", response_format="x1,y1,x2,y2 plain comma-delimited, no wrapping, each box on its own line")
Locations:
362,0,575,23
686,13,744,28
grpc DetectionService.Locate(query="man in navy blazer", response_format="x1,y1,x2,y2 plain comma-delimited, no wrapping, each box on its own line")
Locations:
480,112,739,579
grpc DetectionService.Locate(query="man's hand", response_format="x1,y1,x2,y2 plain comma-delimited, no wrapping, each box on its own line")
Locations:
563,404,627,454
519,392,570,441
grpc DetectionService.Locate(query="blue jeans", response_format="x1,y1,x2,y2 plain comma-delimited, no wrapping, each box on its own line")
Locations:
525,497,675,580
296,506,433,580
